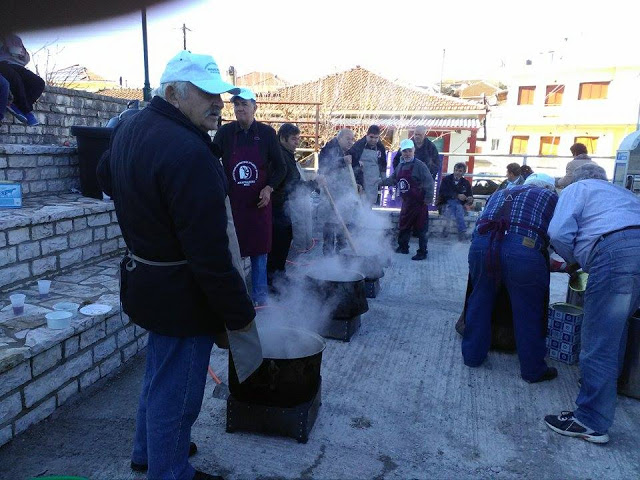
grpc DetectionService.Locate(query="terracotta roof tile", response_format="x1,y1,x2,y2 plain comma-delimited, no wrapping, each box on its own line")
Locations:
271,66,484,113
459,81,502,99
96,88,144,101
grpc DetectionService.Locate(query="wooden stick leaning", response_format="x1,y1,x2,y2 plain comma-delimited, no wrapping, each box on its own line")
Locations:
321,183,358,255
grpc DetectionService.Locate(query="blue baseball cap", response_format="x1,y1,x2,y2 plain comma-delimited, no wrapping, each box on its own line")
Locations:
400,139,415,151
160,51,240,95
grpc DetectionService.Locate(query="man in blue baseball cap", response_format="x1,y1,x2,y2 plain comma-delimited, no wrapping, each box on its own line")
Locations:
98,51,262,480
380,139,434,260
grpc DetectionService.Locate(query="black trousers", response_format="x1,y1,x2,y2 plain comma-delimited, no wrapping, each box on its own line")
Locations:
399,214,429,253
0,63,45,114
267,207,293,285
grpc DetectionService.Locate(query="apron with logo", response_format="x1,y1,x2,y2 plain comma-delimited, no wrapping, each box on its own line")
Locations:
397,161,427,231
225,130,272,257
360,147,381,205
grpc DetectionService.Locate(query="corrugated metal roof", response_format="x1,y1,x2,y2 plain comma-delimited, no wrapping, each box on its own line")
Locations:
332,117,481,129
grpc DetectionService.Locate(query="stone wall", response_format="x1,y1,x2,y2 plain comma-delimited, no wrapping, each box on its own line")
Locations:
0,307,147,448
0,145,79,198
0,195,124,291
0,86,129,146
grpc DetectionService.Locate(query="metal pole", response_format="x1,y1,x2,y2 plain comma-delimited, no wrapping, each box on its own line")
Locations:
142,8,151,102
182,23,187,50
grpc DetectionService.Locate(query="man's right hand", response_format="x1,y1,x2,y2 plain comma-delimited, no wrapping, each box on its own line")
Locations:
344,154,352,166
457,194,467,201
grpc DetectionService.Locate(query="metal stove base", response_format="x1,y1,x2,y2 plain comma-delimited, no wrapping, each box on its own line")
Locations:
226,377,322,444
321,315,361,342
365,279,381,298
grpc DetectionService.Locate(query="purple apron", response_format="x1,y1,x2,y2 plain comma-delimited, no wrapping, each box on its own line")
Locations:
225,131,272,257
397,162,427,231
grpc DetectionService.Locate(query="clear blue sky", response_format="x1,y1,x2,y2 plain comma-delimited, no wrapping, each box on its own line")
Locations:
20,0,638,89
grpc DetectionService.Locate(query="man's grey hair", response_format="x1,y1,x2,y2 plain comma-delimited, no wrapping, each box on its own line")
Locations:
337,128,353,139
573,162,607,182
155,81,190,100
415,125,427,134
525,179,555,192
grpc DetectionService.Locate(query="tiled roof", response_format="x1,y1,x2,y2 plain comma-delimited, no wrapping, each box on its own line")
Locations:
236,72,288,90
273,67,485,113
458,81,502,99
334,117,482,129
96,88,144,101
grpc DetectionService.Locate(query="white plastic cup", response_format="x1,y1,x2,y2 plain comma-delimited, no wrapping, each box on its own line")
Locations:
10,294,26,315
38,280,52,298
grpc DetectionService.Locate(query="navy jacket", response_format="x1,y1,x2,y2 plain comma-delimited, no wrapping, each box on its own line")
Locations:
97,96,255,337
347,136,388,184
439,173,472,204
392,137,440,179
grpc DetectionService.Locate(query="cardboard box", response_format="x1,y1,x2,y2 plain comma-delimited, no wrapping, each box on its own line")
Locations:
0,182,22,208
546,302,583,365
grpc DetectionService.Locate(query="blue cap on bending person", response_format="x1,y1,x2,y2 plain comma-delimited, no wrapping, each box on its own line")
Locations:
400,139,415,151
523,172,556,191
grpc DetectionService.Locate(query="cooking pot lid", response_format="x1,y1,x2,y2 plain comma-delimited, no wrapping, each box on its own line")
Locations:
256,325,326,359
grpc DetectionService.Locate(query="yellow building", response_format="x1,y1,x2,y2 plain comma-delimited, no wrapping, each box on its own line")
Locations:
494,63,640,177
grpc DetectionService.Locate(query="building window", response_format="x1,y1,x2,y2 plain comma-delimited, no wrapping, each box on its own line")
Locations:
518,86,535,105
491,139,500,151
578,82,609,100
539,136,560,156
545,85,564,105
510,136,529,154
574,136,598,153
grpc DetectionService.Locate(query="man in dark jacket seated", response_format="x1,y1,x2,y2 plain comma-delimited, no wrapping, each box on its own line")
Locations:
439,162,473,240
97,51,260,480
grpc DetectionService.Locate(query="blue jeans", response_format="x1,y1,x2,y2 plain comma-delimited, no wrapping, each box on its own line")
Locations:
0,74,9,120
462,234,549,381
251,254,268,304
446,199,467,233
132,332,214,480
575,229,640,433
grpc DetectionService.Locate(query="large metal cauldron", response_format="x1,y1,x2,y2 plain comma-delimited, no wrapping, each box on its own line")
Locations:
229,326,325,407
305,269,369,319
340,252,385,280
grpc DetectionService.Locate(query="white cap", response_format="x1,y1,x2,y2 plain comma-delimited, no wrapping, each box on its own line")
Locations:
231,88,256,102
400,139,415,151
160,51,240,95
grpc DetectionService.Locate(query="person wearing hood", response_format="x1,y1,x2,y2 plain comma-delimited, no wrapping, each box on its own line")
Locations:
462,173,559,384
380,139,434,260
347,124,387,205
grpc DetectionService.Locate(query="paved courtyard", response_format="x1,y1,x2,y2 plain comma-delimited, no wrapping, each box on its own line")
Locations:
1,238,639,479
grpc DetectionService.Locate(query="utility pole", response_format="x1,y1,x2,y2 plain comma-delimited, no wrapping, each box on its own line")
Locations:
440,49,445,94
141,8,151,102
181,23,191,50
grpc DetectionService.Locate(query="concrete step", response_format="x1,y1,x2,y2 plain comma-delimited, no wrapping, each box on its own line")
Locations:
0,193,124,290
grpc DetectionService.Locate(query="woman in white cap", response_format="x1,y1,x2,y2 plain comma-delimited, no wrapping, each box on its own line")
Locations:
462,173,560,383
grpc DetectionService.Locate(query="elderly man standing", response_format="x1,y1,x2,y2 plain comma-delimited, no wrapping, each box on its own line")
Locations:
380,139,434,260
318,128,358,255
392,125,440,179
462,173,559,383
97,51,260,480
213,88,286,306
348,125,387,205
545,163,640,444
